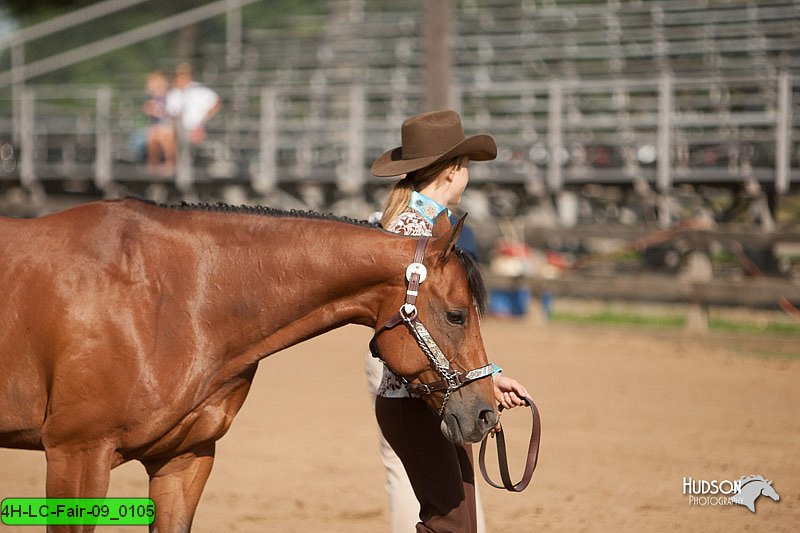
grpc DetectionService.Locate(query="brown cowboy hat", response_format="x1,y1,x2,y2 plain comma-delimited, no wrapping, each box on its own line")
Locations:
371,110,497,177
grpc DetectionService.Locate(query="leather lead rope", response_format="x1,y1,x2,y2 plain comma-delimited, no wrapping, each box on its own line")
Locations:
479,396,541,492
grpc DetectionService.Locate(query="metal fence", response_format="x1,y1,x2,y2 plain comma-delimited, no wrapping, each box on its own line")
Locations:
0,0,799,219
0,72,797,198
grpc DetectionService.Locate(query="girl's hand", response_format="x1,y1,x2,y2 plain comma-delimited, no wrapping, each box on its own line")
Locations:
493,375,530,410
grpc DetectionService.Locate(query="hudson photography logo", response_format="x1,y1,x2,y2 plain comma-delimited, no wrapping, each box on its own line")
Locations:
683,475,780,513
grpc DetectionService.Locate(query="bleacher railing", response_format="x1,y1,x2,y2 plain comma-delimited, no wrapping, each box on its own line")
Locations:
0,73,797,203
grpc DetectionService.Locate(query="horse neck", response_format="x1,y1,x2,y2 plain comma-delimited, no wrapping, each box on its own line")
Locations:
740,482,762,499
195,214,416,364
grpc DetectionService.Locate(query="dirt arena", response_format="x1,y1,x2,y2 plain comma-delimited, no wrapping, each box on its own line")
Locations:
1,319,798,532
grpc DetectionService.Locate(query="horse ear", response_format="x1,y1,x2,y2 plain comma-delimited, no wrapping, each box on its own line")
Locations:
437,214,466,261
431,211,452,238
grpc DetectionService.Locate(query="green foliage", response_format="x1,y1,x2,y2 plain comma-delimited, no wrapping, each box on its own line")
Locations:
5,0,328,87
778,193,800,223
6,0,98,22
708,318,800,336
551,309,800,336
551,310,685,328
710,250,738,266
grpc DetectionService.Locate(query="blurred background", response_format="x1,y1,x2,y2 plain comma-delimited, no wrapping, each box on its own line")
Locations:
1,0,799,334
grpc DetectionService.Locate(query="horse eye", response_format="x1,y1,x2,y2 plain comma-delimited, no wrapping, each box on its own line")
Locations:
446,310,466,325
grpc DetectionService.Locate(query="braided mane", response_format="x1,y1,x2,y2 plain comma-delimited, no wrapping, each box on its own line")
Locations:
132,196,379,229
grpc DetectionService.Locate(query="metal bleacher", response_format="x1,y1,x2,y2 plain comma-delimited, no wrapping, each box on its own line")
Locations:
0,0,798,221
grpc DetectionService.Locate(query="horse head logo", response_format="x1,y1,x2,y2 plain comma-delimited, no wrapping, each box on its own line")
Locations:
731,475,780,513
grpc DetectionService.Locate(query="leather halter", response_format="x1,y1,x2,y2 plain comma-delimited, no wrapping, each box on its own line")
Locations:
369,236,495,416
479,396,541,492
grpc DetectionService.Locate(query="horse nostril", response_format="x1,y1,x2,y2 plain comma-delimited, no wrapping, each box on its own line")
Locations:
478,408,497,429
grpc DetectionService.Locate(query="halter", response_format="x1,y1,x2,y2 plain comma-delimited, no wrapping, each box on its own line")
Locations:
369,236,495,416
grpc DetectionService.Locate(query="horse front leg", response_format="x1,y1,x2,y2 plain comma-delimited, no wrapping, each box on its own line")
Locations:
142,442,216,533
44,444,115,533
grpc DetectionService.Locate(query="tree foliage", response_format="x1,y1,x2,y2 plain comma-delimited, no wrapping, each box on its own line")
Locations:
3,0,328,86
4,0,97,20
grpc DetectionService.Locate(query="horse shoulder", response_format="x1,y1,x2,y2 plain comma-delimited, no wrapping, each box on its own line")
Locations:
131,366,258,459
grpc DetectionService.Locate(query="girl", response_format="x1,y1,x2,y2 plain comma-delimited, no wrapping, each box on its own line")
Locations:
368,109,530,532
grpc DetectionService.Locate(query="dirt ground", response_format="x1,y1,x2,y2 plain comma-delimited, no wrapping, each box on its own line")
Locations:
1,319,798,532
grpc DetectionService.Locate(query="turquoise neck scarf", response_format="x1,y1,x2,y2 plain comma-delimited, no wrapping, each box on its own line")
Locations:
408,191,450,225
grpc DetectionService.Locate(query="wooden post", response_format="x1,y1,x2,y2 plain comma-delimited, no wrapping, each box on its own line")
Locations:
341,83,365,194
19,87,35,190
94,86,113,192
682,250,713,333
775,72,791,196
657,72,673,227
255,86,277,195
11,42,25,146
547,80,563,192
175,122,193,195
423,0,453,111
226,0,242,70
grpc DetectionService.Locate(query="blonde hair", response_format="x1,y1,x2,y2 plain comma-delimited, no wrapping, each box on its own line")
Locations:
380,157,464,227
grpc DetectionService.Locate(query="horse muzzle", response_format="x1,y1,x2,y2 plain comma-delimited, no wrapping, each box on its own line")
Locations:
439,393,498,445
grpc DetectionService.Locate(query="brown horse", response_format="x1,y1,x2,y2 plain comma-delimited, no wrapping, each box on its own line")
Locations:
0,198,498,532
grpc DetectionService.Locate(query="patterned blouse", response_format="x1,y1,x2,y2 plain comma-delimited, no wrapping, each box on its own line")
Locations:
376,192,447,398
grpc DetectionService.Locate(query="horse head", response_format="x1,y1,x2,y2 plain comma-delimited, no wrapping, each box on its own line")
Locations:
761,479,780,502
371,213,499,446
735,475,781,512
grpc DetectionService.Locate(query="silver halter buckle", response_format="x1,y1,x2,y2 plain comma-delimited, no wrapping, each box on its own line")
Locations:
405,262,427,283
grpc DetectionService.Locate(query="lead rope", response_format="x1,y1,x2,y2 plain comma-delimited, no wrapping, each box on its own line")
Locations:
479,396,541,492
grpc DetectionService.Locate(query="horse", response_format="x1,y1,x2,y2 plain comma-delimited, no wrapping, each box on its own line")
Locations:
731,475,780,513
0,197,499,532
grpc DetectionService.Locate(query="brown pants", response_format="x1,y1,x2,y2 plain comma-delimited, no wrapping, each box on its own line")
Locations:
376,396,478,533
